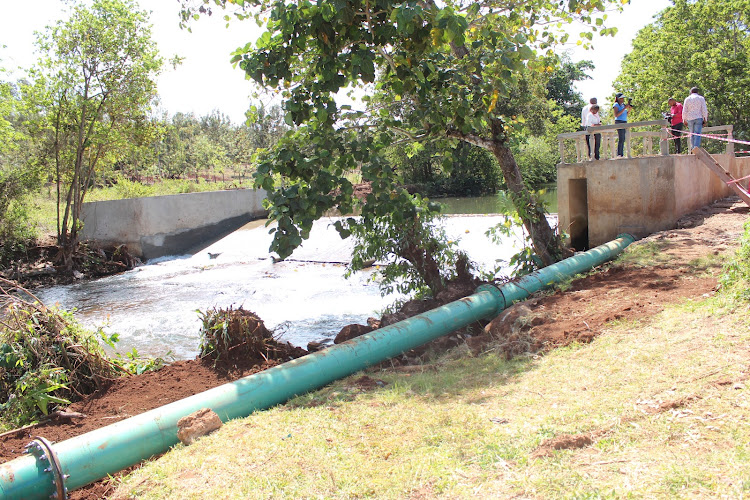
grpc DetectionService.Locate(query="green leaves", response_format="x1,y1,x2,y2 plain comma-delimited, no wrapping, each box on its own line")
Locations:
190,0,624,267
614,0,750,138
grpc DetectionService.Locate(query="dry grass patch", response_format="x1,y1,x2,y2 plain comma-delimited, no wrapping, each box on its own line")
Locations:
112,297,750,499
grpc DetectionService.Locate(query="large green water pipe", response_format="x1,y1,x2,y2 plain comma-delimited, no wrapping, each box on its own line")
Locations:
0,234,635,499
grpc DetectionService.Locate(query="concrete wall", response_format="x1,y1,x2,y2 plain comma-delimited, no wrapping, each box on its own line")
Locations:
80,189,267,260
558,154,750,248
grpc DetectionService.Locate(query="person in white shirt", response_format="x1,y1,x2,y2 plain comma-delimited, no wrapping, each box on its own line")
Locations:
585,104,602,160
682,87,708,150
581,97,597,158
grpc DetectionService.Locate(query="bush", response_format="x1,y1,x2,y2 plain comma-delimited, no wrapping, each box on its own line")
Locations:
386,141,501,197
0,282,168,427
513,136,558,187
111,177,156,199
198,306,291,365
719,220,750,301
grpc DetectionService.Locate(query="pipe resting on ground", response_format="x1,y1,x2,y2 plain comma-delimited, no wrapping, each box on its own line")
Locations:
0,234,635,499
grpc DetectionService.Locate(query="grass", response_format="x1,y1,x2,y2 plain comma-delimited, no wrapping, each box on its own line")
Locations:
111,274,750,499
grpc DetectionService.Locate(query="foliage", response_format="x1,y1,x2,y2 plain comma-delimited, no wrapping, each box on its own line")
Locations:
0,69,45,265
181,0,621,271
0,280,168,426
545,55,594,120
614,0,750,140
197,305,287,364
32,0,163,269
0,288,115,424
385,141,501,196
511,135,558,187
346,196,464,297
719,221,750,301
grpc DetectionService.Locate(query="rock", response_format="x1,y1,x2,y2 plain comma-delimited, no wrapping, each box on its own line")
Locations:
435,282,475,303
177,408,223,445
465,333,492,356
484,303,534,338
334,324,374,344
307,340,328,352
380,311,409,328
400,298,439,317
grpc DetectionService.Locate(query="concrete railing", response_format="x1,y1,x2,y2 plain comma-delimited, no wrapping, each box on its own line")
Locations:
557,120,735,164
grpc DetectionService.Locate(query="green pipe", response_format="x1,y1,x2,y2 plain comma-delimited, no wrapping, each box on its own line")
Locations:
0,234,635,499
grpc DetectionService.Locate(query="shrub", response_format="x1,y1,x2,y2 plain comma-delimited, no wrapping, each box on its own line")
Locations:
197,306,289,364
513,136,558,187
0,281,168,427
719,220,750,301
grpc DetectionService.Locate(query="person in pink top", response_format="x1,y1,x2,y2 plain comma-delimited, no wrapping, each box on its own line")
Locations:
667,97,684,154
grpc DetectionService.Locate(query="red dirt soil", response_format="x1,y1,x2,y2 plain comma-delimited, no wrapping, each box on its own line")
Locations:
1,197,747,499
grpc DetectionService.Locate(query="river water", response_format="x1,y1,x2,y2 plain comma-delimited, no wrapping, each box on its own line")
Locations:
37,193,557,360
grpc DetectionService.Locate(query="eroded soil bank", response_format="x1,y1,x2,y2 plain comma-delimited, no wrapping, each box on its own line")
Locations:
1,197,746,499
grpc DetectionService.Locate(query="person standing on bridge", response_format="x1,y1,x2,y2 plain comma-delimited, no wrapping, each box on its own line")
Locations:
667,97,684,154
682,87,708,151
585,104,602,160
581,97,597,159
612,93,632,158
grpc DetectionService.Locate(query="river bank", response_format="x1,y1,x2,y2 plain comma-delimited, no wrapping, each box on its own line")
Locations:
1,196,747,498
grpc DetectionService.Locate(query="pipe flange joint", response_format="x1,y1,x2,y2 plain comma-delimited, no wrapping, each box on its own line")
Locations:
25,436,67,500
615,233,637,244
475,283,507,316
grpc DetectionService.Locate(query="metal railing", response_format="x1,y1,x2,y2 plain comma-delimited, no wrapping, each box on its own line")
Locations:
557,120,735,164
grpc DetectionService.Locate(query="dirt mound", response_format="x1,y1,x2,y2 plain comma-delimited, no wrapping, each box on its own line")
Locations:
197,306,308,375
532,432,595,458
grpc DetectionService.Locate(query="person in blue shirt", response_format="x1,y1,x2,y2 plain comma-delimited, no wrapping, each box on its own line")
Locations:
612,93,633,157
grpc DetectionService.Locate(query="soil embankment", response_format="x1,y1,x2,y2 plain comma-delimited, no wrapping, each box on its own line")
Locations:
0,197,747,499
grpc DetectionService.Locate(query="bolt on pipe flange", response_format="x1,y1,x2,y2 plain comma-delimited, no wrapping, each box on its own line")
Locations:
25,437,67,500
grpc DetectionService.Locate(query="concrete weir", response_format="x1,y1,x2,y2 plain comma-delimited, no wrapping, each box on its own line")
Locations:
80,189,267,260
557,153,750,250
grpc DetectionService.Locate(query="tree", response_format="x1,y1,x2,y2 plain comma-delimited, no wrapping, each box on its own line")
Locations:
35,0,162,268
182,0,619,275
545,55,594,120
0,68,46,261
614,0,750,139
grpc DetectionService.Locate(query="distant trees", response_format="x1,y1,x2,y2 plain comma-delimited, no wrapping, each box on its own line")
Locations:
546,56,594,121
615,0,750,139
0,67,44,260
149,106,287,183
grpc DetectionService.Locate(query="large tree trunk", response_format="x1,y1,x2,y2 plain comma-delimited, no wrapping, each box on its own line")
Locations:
398,217,445,296
489,142,561,267
449,128,562,267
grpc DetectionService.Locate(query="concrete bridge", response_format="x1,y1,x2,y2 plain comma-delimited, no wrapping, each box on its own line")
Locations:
80,189,267,260
557,120,749,250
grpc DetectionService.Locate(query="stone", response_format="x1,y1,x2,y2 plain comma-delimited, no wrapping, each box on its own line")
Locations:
484,303,533,338
177,408,223,445
334,324,374,344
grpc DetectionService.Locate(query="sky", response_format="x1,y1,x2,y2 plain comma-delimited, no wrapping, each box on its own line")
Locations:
0,0,671,124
